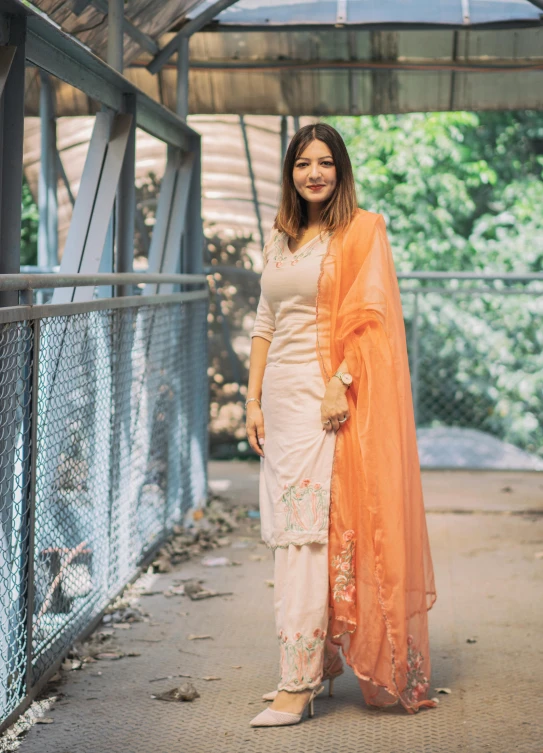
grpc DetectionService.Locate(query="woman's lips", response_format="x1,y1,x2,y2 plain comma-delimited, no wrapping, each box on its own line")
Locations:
308,185,325,191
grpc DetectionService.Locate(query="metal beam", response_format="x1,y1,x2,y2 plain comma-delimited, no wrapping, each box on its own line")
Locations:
38,71,58,269
116,93,136,296
23,11,196,150
280,115,288,166
0,16,25,308
107,0,124,72
56,152,75,206
239,115,264,251
74,0,160,56
147,0,240,74
53,111,133,304
0,44,14,96
176,37,189,119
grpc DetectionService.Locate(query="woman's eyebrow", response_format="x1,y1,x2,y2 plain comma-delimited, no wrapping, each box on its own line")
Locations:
295,155,334,161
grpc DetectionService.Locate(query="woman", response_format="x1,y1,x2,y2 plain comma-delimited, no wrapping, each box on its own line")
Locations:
245,124,437,728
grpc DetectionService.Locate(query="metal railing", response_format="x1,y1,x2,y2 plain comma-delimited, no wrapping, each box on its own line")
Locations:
0,273,208,731
207,266,543,468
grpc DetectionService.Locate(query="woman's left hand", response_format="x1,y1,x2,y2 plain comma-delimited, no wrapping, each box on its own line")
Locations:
321,378,350,432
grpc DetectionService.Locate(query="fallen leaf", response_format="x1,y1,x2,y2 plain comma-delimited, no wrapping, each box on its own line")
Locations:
201,676,221,681
435,687,452,694
466,638,477,644
149,673,192,683
500,486,513,493
153,682,200,702
35,718,54,724
231,665,242,669
202,556,231,567
249,555,266,562
126,652,141,657
187,634,212,641
95,652,124,661
113,623,131,630
264,580,274,588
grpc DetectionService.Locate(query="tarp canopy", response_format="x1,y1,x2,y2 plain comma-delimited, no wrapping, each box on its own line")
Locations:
23,0,543,115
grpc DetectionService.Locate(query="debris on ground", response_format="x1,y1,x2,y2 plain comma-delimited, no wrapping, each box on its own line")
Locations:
184,579,233,601
34,718,54,725
149,674,192,683
152,683,200,702
534,551,543,559
466,638,477,644
150,497,245,574
264,579,274,588
435,687,452,694
0,695,59,751
201,676,221,681
187,634,212,641
201,556,232,567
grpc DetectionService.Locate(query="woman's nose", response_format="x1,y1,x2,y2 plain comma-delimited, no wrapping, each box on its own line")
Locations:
310,163,321,179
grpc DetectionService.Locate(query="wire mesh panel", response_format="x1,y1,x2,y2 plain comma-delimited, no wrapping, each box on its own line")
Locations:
14,298,210,689
0,321,34,718
401,287,543,462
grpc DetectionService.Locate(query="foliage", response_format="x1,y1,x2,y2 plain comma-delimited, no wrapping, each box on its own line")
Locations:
326,111,543,457
21,178,38,266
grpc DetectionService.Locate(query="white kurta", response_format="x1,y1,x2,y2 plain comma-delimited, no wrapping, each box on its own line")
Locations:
251,229,337,550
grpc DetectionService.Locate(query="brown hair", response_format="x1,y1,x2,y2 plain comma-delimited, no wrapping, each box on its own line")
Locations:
275,123,358,239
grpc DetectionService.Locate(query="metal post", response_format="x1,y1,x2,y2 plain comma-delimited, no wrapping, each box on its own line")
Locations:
24,319,40,692
176,38,189,120
293,115,300,133
116,93,136,297
280,115,288,167
0,17,26,308
107,0,124,73
38,72,58,270
411,292,420,425
184,139,204,275
239,115,264,251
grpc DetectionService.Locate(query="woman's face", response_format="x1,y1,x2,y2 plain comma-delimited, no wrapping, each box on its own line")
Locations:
292,139,337,207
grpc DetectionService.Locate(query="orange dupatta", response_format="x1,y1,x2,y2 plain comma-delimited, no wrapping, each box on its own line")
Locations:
317,209,437,713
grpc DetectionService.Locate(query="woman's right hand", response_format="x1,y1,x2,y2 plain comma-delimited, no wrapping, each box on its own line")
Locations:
246,404,265,457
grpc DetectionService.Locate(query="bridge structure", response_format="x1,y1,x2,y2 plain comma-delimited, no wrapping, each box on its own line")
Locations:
0,0,542,747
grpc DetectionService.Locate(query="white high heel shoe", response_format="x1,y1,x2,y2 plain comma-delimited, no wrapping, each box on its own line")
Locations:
262,675,338,702
249,684,324,727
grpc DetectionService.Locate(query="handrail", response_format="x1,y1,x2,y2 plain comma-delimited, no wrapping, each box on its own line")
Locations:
0,273,207,292
204,265,543,283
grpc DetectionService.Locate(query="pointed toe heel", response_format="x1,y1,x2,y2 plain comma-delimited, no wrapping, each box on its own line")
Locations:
251,684,324,727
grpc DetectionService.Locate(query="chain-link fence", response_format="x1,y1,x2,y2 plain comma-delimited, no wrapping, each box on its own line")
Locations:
0,293,208,727
401,279,543,466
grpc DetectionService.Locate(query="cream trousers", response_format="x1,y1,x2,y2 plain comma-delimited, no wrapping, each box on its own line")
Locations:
274,542,342,692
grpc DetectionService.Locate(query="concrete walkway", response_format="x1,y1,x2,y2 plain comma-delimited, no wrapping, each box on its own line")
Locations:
16,462,543,753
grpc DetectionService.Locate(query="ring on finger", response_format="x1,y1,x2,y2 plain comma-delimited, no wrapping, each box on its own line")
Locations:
338,416,348,424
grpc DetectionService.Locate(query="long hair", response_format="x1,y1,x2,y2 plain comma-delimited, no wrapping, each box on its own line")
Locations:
275,123,358,239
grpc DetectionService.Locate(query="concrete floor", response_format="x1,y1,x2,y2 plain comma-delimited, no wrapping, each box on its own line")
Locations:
17,462,543,753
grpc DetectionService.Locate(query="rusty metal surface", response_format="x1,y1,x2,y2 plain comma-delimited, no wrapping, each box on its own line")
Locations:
16,463,543,753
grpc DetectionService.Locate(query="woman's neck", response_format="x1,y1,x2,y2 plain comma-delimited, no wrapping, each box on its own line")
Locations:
305,202,324,229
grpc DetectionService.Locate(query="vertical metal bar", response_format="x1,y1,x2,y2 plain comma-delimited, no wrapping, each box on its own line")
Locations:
411,293,420,425
116,93,136,297
108,0,124,73
240,115,264,251
0,46,16,98
176,38,189,120
184,138,203,275
293,115,300,133
56,152,75,207
0,17,26,308
24,319,40,692
280,115,288,168
38,72,58,270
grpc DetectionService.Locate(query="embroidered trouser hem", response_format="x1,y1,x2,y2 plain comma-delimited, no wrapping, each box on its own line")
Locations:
274,542,341,692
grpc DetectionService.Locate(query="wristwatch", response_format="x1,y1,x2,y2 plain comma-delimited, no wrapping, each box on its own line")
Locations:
333,370,353,387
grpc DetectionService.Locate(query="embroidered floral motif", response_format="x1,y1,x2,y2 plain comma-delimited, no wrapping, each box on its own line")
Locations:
278,628,326,688
331,530,355,602
405,635,430,703
282,479,329,533
271,232,329,268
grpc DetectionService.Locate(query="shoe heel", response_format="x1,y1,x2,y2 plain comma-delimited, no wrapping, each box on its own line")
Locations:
308,699,314,719
328,678,334,697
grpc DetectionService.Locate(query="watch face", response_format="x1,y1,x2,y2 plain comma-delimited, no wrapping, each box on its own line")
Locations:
342,373,353,385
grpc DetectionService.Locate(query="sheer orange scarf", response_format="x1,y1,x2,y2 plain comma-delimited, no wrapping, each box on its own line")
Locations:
317,209,437,712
